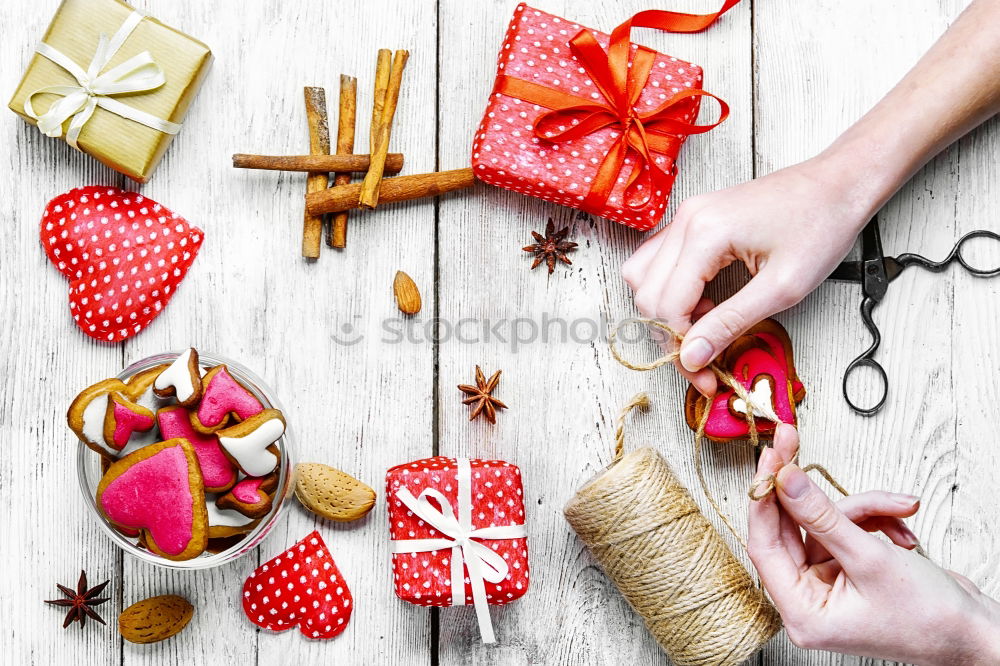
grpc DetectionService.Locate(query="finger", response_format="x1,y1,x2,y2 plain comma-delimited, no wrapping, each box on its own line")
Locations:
770,426,805,561
680,298,718,393
804,492,920,561
630,217,717,396
678,270,789,373
747,447,805,610
631,216,688,319
772,423,800,463
775,464,887,578
621,226,669,288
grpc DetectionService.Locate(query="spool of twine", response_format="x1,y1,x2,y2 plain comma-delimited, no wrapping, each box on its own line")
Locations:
564,442,781,665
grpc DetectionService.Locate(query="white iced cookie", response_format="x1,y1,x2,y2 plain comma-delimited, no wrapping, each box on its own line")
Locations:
68,378,128,457
206,497,260,539
730,376,781,423
216,409,285,477
153,348,202,407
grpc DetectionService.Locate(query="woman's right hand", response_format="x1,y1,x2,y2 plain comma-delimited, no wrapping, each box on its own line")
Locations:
748,425,1000,665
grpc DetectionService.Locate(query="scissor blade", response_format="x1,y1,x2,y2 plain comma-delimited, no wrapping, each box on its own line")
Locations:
883,256,905,283
828,261,863,282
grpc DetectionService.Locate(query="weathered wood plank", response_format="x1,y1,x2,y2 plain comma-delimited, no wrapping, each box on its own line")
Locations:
0,0,126,663
754,1,989,664
435,0,752,663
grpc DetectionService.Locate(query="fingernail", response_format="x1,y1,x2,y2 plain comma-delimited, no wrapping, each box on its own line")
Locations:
776,465,809,499
756,448,776,476
680,337,713,372
896,494,920,507
900,526,920,547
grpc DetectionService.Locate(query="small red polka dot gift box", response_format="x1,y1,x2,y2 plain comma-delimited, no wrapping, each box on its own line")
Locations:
472,2,738,231
386,456,528,644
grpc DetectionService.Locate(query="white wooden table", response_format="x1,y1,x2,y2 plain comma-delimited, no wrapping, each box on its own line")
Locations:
2,1,998,664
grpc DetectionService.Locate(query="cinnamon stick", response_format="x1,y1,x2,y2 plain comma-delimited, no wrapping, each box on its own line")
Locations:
306,167,476,215
371,49,392,154
330,75,357,248
302,87,330,259
359,50,409,209
232,153,403,173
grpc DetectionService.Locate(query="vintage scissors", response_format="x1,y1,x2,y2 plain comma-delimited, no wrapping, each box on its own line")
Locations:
828,219,1000,416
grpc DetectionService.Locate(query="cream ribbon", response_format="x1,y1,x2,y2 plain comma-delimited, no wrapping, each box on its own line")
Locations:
389,458,527,644
23,10,180,150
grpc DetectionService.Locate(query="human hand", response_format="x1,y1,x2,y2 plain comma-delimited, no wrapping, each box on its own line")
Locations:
621,156,873,396
748,425,1000,664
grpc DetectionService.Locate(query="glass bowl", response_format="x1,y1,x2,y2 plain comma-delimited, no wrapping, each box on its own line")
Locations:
77,351,294,569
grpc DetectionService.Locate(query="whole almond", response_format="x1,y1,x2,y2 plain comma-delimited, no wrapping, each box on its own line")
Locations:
294,463,376,522
118,595,194,644
393,271,421,315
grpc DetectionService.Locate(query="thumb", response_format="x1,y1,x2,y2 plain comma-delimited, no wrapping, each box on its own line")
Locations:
678,271,790,372
775,464,881,577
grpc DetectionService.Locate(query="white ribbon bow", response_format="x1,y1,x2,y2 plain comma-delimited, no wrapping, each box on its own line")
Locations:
24,10,180,150
390,458,527,644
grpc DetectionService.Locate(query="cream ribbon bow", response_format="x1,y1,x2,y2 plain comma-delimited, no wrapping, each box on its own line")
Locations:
24,10,180,150
389,458,527,644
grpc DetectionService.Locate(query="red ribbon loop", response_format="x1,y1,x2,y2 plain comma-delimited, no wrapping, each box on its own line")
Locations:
492,0,740,212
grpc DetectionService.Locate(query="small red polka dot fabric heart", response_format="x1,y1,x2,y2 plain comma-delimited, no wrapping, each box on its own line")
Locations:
40,186,203,342
242,530,353,640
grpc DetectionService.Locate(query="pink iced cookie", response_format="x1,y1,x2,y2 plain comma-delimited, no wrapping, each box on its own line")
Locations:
158,405,238,493
216,472,279,519
190,365,264,434
96,438,208,561
103,393,155,452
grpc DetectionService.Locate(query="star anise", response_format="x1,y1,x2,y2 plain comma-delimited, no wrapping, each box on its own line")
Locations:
458,366,508,424
523,218,578,274
45,570,110,629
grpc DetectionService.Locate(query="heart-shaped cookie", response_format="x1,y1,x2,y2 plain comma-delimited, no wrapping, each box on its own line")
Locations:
157,406,238,493
40,186,204,342
684,318,803,442
242,531,353,640
96,438,208,561
216,472,279,518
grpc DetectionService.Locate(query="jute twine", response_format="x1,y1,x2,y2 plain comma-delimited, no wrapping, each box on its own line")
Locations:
609,318,848,548
564,395,781,666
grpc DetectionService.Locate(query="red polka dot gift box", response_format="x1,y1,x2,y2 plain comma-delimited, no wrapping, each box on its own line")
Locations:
386,456,528,644
472,2,738,231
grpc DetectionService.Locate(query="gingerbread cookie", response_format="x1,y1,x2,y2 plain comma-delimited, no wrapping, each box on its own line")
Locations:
68,378,129,458
216,409,284,477
154,348,202,407
157,406,237,493
215,473,279,519
103,393,155,453
205,500,261,539
96,438,208,561
684,318,803,442
190,365,264,434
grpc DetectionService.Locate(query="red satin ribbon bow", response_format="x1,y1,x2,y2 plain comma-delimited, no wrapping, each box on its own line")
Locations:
493,0,740,212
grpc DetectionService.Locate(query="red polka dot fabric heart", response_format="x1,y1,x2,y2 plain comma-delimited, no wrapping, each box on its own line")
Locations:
40,186,203,342
242,531,353,640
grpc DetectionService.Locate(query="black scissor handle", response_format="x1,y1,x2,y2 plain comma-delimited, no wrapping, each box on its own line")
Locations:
897,229,1000,277
955,229,1000,276
843,296,888,416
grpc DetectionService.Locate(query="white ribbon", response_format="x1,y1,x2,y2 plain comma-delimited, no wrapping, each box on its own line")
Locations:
390,458,527,644
23,10,180,150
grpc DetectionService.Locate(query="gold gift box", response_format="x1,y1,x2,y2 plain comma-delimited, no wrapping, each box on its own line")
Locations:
8,0,212,182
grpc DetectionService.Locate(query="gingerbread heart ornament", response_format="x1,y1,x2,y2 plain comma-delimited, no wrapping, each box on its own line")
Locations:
684,319,804,442
242,531,353,640
40,186,204,342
